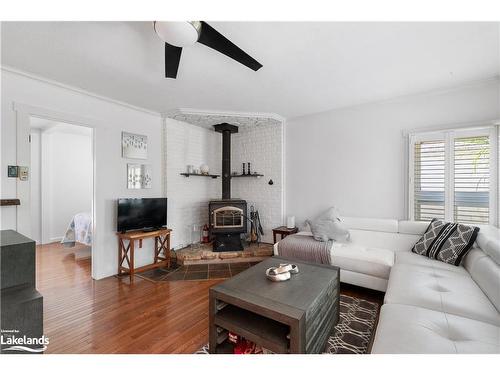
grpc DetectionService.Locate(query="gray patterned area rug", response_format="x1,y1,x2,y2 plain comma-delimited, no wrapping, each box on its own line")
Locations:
196,294,380,354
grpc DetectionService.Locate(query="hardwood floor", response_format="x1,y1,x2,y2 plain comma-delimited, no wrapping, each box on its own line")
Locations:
36,242,383,354
36,242,220,354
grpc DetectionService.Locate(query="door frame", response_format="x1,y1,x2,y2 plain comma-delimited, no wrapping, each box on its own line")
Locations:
14,102,98,278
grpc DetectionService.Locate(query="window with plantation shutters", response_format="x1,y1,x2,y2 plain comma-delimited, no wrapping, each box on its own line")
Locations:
413,140,445,221
453,136,490,224
409,126,498,226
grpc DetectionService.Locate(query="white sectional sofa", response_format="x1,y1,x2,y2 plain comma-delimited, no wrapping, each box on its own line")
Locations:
274,217,500,353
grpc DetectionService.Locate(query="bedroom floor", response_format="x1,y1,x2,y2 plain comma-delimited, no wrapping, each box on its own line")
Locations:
35,242,384,353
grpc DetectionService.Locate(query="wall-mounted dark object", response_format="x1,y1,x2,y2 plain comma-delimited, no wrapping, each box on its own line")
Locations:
231,173,263,178
0,199,21,206
268,179,274,185
242,163,246,175
247,162,251,175
180,173,220,179
7,166,18,178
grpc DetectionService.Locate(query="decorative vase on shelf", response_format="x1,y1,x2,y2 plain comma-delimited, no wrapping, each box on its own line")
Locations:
200,164,210,175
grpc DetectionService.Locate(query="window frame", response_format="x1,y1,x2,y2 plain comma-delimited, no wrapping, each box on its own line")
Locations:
408,125,498,226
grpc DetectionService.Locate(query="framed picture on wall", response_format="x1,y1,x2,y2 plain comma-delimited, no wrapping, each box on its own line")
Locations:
127,164,152,189
122,132,148,159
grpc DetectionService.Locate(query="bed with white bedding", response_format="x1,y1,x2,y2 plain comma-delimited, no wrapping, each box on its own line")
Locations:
61,212,92,247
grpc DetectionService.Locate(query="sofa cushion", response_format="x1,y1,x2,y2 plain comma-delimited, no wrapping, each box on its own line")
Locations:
398,220,429,235
475,225,500,265
349,229,420,253
385,263,500,325
371,304,500,354
331,243,394,279
411,219,479,266
341,216,398,233
396,252,469,274
464,247,500,312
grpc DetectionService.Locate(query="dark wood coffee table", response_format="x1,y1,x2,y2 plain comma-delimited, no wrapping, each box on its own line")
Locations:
209,256,340,354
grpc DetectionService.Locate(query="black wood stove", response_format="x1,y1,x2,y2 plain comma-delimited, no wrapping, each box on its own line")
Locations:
209,123,247,252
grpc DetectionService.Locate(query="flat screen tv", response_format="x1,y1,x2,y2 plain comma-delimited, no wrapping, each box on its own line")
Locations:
117,198,167,232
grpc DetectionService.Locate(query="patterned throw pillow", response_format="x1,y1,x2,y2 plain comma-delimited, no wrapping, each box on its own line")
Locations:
411,218,479,266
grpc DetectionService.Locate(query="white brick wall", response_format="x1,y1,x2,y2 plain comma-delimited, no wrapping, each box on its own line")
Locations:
164,118,221,249
164,118,284,247
231,122,284,243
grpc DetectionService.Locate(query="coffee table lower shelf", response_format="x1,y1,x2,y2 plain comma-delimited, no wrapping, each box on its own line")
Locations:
213,304,290,353
208,257,340,354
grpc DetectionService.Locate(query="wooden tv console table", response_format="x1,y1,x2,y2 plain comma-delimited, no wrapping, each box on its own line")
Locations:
117,228,171,282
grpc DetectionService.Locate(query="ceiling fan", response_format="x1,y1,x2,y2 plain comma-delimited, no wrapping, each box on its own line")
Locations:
154,21,263,79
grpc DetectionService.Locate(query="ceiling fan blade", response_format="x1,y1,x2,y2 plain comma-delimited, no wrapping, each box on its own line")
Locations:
197,21,263,72
164,43,182,78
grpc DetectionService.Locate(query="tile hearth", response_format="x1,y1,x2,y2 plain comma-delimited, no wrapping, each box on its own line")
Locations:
137,262,263,282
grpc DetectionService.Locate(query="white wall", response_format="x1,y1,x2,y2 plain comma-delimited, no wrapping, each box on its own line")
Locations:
164,118,221,249
29,129,42,243
30,124,93,243
286,79,500,226
231,122,284,243
1,69,163,279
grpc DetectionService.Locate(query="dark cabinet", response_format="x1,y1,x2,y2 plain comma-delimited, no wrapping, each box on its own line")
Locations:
1,230,44,354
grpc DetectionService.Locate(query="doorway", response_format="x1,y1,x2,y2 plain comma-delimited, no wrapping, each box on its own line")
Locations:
13,103,100,278
30,117,94,263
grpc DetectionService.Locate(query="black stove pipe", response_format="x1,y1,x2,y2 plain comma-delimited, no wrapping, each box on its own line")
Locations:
214,123,239,200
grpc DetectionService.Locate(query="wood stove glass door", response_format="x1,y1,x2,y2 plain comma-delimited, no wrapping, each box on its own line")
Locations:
213,206,244,229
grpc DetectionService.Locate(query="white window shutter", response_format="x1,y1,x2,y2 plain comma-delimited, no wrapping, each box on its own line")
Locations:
413,140,446,221
453,136,490,224
409,126,497,225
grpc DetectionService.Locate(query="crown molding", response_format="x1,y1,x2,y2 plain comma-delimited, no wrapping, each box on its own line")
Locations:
1,65,162,117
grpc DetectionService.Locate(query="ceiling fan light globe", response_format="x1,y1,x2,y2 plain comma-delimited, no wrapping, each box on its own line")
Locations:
154,21,201,47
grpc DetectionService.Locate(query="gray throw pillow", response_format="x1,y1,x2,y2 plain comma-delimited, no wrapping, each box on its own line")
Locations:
306,218,350,243
317,206,342,222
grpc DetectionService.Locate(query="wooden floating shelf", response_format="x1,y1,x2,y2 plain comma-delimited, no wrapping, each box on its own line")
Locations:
231,174,264,178
0,199,20,206
180,173,220,179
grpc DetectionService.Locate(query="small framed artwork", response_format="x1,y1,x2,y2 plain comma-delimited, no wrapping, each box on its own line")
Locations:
7,165,19,178
127,164,152,189
122,132,148,159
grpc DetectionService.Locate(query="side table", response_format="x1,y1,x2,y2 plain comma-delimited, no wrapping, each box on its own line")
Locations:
272,226,299,244
117,228,171,282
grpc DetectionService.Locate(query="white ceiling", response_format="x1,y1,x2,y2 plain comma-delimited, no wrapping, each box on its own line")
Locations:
2,22,499,119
